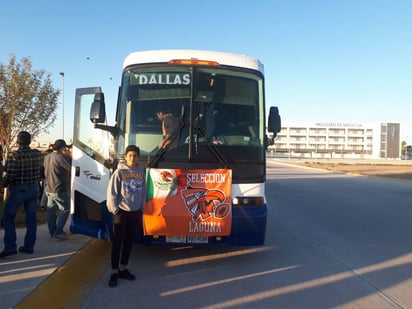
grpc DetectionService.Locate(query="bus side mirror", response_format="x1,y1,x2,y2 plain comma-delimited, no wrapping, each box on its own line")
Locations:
268,106,281,135
266,106,281,149
90,92,106,124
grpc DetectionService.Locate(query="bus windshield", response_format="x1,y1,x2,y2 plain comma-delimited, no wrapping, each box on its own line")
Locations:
117,66,264,161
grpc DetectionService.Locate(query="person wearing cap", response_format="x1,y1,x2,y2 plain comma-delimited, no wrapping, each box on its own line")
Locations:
43,139,72,240
0,131,44,258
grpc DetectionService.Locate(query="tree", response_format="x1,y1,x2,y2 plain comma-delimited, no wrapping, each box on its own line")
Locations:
0,55,59,160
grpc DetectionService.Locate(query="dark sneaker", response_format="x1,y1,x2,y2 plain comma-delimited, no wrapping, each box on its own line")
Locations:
0,250,17,258
118,269,136,281
19,247,34,254
54,232,69,240
108,273,118,287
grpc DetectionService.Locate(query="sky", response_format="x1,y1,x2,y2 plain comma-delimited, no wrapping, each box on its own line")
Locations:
1,0,411,143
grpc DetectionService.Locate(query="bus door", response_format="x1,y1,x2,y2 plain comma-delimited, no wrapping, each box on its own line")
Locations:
70,87,112,239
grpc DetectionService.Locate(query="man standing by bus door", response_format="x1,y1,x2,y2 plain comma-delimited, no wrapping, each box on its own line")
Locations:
43,139,71,240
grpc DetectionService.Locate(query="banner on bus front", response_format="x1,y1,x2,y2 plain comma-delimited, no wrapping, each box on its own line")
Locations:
144,168,232,236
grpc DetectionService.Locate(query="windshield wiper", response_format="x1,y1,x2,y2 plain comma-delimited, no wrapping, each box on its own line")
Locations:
193,125,231,169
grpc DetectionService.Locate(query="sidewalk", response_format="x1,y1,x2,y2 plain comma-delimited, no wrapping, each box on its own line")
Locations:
0,223,93,309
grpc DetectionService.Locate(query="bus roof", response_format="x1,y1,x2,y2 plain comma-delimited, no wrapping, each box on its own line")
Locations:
123,50,264,73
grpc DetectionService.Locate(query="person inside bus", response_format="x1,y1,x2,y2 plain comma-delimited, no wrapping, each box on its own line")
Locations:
106,145,146,288
156,105,180,150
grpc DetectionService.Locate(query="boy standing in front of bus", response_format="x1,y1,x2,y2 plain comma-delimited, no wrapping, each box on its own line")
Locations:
106,145,146,287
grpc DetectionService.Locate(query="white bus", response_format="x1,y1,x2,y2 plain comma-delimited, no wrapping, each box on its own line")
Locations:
70,50,281,246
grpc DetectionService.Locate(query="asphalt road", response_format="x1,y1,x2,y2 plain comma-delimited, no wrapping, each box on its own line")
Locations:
79,160,412,309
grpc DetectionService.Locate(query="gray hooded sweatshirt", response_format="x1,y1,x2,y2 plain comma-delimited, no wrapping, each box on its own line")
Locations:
106,162,146,215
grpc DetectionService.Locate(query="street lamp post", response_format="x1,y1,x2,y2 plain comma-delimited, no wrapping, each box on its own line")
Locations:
59,72,65,139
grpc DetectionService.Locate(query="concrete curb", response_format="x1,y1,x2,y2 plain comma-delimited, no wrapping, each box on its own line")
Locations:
15,239,110,309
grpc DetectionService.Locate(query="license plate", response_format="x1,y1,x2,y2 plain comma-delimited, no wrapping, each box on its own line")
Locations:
165,236,208,244
166,236,187,243
187,236,208,244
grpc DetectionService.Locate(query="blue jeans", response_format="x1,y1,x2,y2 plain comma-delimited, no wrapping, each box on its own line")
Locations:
46,191,70,236
3,184,39,252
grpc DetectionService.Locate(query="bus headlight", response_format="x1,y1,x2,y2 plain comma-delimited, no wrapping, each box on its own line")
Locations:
232,196,264,206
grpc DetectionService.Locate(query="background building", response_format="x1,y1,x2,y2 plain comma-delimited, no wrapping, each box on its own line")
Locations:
380,123,400,158
269,122,400,159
